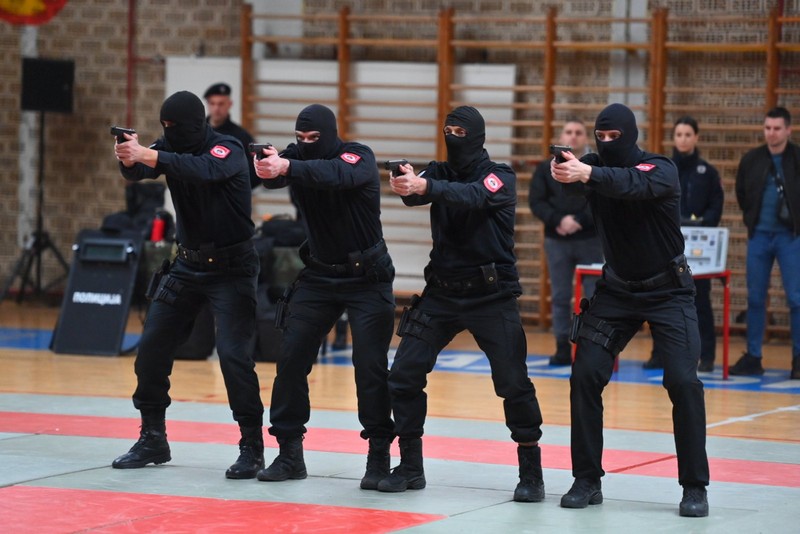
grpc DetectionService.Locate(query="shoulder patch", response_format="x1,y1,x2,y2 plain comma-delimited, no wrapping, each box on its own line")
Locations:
210,145,231,159
340,152,361,164
483,173,504,193
635,163,656,172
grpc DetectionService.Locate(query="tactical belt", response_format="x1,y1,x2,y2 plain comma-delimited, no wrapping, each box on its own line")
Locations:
300,240,387,277
177,239,253,265
604,254,688,292
426,264,498,292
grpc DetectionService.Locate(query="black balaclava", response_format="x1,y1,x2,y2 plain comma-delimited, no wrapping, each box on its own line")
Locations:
160,91,207,154
594,103,641,167
444,106,486,175
294,104,343,160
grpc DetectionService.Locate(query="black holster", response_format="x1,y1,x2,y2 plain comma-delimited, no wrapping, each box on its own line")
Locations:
145,259,171,301
396,294,422,337
569,297,589,343
274,284,295,331
668,254,694,288
577,312,626,357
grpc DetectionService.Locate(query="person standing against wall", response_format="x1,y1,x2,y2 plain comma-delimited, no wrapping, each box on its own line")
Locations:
530,118,604,365
733,106,800,379
643,116,724,372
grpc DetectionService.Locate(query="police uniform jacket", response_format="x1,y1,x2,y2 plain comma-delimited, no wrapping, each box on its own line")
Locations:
207,115,259,189
403,151,521,292
567,151,683,281
262,142,384,264
735,140,800,237
529,158,597,240
673,148,723,227
120,128,254,249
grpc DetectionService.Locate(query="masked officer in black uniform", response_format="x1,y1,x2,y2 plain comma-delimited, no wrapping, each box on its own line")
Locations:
551,103,710,517
377,106,545,503
252,104,396,489
111,91,264,479
203,82,259,189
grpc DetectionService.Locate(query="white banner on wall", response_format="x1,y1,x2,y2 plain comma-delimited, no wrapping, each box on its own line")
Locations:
166,57,515,163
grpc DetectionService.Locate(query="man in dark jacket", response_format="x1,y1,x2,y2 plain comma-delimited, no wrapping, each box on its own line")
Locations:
530,119,604,365
252,104,396,489
552,103,710,517
733,106,800,379
111,91,264,480
378,106,546,504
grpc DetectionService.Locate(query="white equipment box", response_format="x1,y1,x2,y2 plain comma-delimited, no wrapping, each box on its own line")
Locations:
682,226,729,275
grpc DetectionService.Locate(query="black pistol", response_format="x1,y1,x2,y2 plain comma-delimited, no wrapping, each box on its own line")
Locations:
549,144,572,164
384,159,409,176
248,142,273,160
111,126,136,143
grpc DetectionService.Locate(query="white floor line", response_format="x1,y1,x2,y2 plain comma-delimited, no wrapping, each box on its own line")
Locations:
707,404,800,428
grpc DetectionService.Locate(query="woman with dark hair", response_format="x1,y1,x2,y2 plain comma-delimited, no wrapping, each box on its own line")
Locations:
643,116,724,372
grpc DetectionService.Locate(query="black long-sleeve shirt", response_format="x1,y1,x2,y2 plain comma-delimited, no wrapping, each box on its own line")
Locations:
207,115,259,189
262,142,384,264
120,128,254,249
402,151,520,288
566,151,683,281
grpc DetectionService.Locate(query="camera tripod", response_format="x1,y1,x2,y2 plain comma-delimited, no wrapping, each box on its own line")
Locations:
0,112,70,304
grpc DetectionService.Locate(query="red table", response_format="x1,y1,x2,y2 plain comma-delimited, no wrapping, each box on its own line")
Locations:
574,266,732,379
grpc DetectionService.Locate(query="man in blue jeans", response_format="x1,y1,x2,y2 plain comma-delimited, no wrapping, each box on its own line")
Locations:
733,106,800,379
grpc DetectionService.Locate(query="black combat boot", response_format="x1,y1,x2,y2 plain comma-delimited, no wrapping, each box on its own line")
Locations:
225,426,265,479
513,445,545,502
560,477,602,508
679,485,709,517
112,414,171,469
549,337,572,366
256,436,307,481
376,437,426,492
360,437,392,490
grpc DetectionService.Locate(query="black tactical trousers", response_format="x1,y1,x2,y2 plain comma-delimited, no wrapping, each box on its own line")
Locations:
570,275,710,487
389,287,543,443
694,278,716,362
652,277,716,364
268,269,396,440
133,249,263,428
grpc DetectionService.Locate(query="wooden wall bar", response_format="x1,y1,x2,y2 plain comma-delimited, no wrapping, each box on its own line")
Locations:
240,6,799,335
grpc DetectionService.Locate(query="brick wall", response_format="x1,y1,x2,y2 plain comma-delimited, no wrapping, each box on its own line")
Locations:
0,0,244,291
